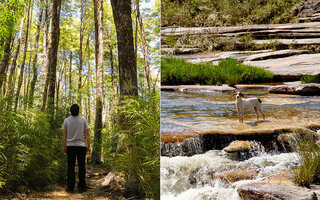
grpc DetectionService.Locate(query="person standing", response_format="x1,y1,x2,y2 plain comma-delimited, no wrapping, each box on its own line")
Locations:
62,104,91,193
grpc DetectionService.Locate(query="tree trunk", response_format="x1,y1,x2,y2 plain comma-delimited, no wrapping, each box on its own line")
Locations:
41,0,50,110
24,55,32,110
6,7,27,110
86,33,91,124
0,34,12,91
111,0,138,97
2,36,15,96
137,0,153,92
110,47,115,106
29,0,44,108
45,0,62,117
56,64,64,109
14,3,32,111
91,0,104,165
78,0,84,106
69,50,72,103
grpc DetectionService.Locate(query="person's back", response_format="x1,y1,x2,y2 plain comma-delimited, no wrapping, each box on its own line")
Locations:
63,115,88,147
62,104,91,193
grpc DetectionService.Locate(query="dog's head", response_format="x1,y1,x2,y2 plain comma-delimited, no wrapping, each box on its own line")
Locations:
235,92,244,99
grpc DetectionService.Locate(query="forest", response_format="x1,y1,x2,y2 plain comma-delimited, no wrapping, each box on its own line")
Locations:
0,0,160,199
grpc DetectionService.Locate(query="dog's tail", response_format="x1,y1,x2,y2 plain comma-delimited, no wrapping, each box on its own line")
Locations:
258,98,262,103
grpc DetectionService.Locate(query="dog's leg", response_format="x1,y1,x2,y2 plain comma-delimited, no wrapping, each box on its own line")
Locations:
254,107,259,121
236,105,241,122
241,111,244,123
257,106,265,121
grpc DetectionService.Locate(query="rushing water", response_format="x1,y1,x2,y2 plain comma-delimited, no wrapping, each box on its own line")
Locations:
161,150,299,200
160,88,320,199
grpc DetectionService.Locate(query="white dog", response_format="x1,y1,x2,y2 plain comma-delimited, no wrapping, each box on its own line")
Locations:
235,92,265,123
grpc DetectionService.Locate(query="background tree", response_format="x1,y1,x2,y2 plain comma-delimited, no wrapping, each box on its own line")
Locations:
0,0,159,198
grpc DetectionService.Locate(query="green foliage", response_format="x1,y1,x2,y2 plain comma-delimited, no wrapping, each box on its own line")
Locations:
300,74,320,84
161,57,274,85
292,132,320,187
0,0,24,59
162,0,302,27
103,93,160,199
0,102,68,192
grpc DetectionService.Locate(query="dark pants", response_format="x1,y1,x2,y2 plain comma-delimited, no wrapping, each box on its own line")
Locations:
67,146,87,190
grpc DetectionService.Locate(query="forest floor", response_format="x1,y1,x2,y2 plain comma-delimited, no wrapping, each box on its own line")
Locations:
2,164,139,200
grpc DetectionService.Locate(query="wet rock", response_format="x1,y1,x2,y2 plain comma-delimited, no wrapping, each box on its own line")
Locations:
269,83,320,95
223,140,253,153
160,85,236,92
161,137,203,157
238,183,317,200
223,140,265,161
215,170,257,183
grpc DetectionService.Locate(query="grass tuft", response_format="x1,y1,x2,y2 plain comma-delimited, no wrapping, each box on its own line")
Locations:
300,74,320,84
291,131,320,187
161,57,274,85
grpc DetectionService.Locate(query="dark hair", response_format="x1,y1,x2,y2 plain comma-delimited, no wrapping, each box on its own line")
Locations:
70,104,80,116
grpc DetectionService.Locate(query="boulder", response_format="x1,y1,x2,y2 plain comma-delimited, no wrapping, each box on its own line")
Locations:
223,140,253,153
269,83,320,95
238,183,317,200
215,170,257,183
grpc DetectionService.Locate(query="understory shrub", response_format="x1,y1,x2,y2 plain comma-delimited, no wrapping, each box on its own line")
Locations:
102,93,160,199
0,102,69,192
292,131,320,187
161,57,274,85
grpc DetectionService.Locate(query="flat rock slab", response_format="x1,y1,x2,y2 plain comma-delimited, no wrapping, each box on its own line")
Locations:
238,183,317,200
244,53,320,77
269,83,320,95
243,49,310,61
161,85,236,92
175,50,272,64
253,38,320,45
235,84,271,90
161,47,201,55
161,22,320,36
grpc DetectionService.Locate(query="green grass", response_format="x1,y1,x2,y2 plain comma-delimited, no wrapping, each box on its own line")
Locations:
161,57,274,85
291,131,320,187
162,0,302,27
300,74,320,83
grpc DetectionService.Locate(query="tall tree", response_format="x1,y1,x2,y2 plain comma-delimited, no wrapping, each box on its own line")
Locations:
45,0,62,116
111,0,138,97
91,0,104,164
14,1,32,111
6,6,27,110
86,33,92,124
29,0,44,108
69,50,72,103
78,0,84,105
41,0,49,109
136,0,153,92
0,35,12,91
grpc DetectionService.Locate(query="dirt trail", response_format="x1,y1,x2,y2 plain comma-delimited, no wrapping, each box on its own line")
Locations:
24,165,125,200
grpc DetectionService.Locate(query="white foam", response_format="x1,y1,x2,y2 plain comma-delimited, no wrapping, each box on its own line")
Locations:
161,150,300,200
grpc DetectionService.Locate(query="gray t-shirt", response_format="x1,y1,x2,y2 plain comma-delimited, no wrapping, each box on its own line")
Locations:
63,116,89,147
